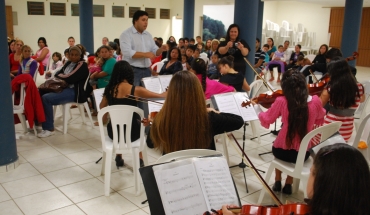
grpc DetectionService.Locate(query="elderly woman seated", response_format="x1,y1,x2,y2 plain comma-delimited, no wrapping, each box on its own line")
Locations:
38,46,91,138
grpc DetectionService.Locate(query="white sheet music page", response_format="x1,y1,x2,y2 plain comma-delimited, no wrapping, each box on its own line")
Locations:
233,93,259,121
213,93,241,117
148,100,164,113
154,163,208,215
93,88,105,112
194,158,239,210
158,75,172,92
142,77,162,93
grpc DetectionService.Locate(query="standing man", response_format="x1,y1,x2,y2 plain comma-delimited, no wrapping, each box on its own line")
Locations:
120,10,165,86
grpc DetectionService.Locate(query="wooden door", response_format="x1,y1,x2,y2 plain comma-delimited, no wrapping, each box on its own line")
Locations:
6,6,14,39
328,8,344,49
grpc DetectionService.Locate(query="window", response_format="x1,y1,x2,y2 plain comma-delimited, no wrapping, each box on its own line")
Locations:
145,8,156,19
112,6,124,18
50,2,66,16
27,1,44,15
71,4,79,16
129,7,140,18
93,5,104,17
160,9,170,19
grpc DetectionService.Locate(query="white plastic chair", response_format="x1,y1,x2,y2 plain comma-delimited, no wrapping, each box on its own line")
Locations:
351,113,370,164
305,54,316,63
155,149,223,164
248,80,265,144
354,81,370,131
151,62,164,73
13,83,37,135
54,73,94,134
160,58,168,63
257,121,342,203
98,105,148,196
33,63,40,82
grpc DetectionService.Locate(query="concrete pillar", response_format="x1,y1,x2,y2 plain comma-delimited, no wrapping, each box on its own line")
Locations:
183,0,195,39
234,0,259,84
0,0,18,169
257,0,264,43
79,0,94,54
341,0,363,67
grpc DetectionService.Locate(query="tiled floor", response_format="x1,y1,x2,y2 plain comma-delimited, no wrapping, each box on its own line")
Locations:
1,67,369,215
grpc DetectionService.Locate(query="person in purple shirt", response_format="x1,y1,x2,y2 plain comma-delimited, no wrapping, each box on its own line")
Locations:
17,45,38,78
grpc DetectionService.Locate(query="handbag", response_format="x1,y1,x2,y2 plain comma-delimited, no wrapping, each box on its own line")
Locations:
38,77,68,93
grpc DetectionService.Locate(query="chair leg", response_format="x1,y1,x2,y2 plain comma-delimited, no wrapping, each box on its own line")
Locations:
222,132,230,166
251,121,261,144
17,113,27,133
141,146,149,166
83,102,94,128
77,104,86,124
292,178,300,194
104,151,113,196
257,164,274,204
62,105,68,134
301,177,308,198
132,147,141,196
101,151,106,176
53,106,57,119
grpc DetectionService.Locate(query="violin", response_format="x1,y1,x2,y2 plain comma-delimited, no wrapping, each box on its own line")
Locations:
125,95,163,123
203,134,310,215
243,58,284,109
307,51,359,97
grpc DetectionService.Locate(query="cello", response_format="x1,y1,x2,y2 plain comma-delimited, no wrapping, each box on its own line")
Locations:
203,133,310,215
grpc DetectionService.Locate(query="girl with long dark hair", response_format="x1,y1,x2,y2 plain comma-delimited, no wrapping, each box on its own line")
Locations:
253,69,325,194
320,57,365,142
99,61,166,168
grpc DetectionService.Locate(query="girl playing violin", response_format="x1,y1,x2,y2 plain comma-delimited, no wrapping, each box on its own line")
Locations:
253,69,325,194
320,57,365,142
99,61,166,168
149,70,244,154
218,143,370,215
218,56,251,92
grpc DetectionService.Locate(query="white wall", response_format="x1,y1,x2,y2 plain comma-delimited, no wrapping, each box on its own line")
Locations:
5,0,171,54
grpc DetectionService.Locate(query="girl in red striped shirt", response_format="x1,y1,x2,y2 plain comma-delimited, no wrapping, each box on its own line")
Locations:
320,57,365,142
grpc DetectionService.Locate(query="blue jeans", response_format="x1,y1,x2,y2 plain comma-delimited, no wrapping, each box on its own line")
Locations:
41,88,75,131
132,67,151,86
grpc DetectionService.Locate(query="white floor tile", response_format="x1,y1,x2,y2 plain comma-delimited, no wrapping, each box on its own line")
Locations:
0,163,40,183
124,209,149,215
14,189,73,215
59,178,113,203
17,154,27,164
16,138,49,152
81,137,102,149
41,133,79,145
118,184,147,208
42,205,85,215
79,160,121,177
30,155,76,174
44,166,93,187
0,185,11,203
0,200,23,215
141,206,150,214
51,140,93,155
2,175,55,199
65,149,102,165
19,146,62,162
97,168,135,191
77,192,139,215
69,130,101,140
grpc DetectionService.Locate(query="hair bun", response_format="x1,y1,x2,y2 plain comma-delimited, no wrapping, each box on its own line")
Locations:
226,55,234,62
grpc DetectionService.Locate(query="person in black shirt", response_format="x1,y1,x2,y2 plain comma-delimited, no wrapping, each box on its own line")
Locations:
301,44,328,78
218,56,250,92
218,24,251,76
285,44,304,71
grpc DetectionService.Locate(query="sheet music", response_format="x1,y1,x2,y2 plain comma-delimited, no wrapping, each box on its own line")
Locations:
233,93,259,121
154,163,208,215
158,75,172,92
148,100,164,113
93,88,105,112
142,77,162,93
212,93,241,117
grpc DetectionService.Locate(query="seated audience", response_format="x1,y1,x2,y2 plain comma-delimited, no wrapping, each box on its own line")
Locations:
218,56,250,92
185,45,195,69
197,43,204,53
190,58,235,99
253,38,266,75
35,37,51,71
207,53,220,79
301,44,329,77
266,37,276,60
49,52,63,71
90,45,116,89
62,48,69,65
16,45,38,78
267,45,286,82
209,39,220,58
8,39,16,55
159,47,182,75
102,37,109,45
9,39,24,77
38,46,91,138
181,55,188,71
178,38,185,49
150,70,244,154
285,44,304,70
204,39,212,57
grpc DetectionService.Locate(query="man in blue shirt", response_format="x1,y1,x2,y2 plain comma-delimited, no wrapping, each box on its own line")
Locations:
120,10,166,86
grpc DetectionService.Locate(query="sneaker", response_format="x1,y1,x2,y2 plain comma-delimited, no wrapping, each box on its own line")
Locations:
37,130,55,138
28,126,42,133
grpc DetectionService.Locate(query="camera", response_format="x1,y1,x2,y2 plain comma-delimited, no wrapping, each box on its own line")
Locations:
235,43,239,47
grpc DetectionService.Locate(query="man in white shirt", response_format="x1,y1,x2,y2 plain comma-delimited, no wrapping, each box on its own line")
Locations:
120,10,166,86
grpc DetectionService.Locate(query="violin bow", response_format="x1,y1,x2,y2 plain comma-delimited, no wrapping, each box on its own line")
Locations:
229,133,283,206
243,57,274,92
125,95,164,105
308,69,319,83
